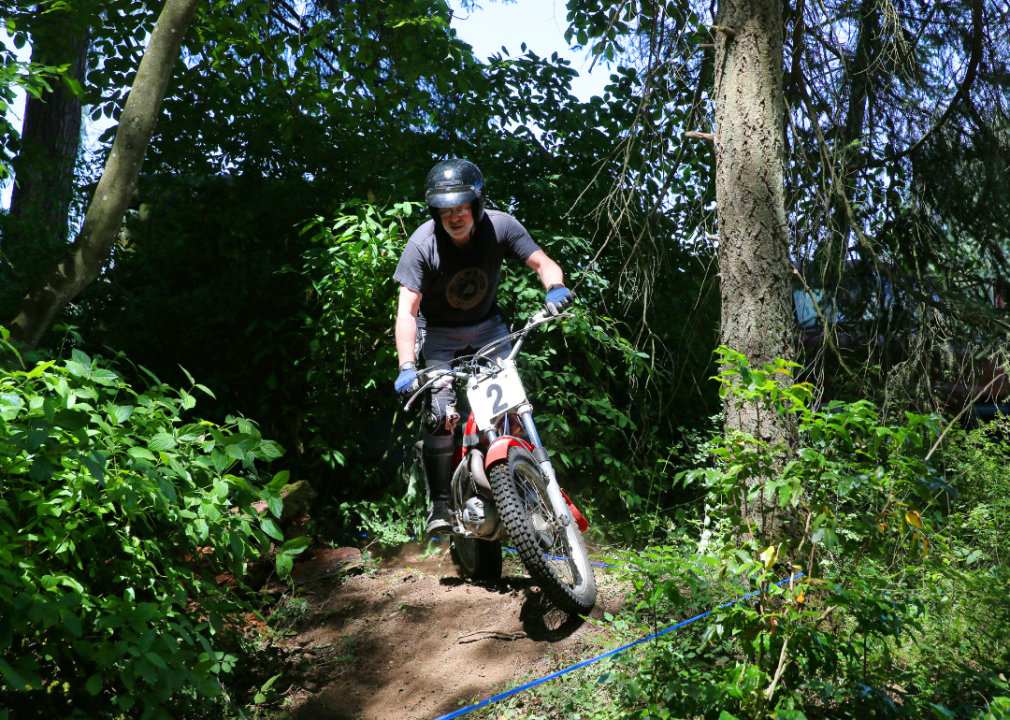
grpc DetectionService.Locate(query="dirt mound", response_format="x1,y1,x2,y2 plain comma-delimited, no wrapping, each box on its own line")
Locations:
271,541,627,720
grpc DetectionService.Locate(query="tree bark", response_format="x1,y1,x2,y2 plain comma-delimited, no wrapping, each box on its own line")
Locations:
713,0,794,446
9,21,88,236
7,0,201,349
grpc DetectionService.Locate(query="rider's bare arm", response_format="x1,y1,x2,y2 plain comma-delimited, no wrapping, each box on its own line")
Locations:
396,285,422,366
525,250,564,288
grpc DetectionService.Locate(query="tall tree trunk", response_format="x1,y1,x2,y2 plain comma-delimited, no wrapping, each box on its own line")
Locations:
7,0,202,349
831,0,880,249
713,0,794,446
9,23,88,235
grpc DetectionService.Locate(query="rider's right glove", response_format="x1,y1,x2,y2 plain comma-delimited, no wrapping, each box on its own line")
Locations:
395,362,420,397
544,284,574,316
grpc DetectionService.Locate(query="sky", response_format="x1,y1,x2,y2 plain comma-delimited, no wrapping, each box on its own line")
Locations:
448,0,610,101
2,0,608,210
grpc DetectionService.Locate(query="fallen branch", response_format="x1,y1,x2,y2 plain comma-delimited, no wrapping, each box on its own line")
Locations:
458,629,527,644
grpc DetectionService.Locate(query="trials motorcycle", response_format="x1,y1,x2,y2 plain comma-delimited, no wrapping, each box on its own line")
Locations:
405,310,596,615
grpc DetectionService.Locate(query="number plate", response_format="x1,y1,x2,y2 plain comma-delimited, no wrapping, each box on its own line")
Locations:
467,362,527,430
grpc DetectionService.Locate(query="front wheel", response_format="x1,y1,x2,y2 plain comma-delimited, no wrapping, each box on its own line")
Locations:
451,536,502,581
489,446,596,614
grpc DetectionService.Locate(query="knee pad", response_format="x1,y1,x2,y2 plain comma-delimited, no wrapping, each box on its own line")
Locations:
423,384,459,436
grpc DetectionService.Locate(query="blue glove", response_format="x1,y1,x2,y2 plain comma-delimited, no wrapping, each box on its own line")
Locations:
395,362,419,396
545,284,574,315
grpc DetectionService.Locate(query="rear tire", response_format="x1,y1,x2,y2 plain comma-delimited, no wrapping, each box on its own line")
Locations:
490,446,596,614
451,536,503,581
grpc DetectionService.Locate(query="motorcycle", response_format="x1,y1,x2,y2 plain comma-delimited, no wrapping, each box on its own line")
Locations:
405,310,597,615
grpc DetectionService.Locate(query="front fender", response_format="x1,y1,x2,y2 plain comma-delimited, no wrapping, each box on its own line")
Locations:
485,435,534,468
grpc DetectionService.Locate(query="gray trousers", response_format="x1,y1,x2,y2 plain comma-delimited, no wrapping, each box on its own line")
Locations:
418,315,512,454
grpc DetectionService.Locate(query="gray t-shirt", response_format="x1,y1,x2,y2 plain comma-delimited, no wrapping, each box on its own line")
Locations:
394,210,540,328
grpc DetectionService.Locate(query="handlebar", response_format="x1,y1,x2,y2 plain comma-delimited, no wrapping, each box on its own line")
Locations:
402,310,572,411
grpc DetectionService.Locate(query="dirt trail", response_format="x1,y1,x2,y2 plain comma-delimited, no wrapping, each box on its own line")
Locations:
272,541,628,720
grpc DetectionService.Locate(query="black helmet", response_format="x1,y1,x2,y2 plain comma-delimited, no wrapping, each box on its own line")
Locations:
424,159,484,224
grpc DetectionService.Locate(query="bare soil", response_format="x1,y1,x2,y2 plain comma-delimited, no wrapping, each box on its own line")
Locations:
265,541,628,720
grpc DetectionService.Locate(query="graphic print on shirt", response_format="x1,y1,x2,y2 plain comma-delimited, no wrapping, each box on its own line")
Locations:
446,268,489,310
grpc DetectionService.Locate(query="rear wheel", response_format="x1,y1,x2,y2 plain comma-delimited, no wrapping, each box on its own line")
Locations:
451,536,502,581
489,446,596,614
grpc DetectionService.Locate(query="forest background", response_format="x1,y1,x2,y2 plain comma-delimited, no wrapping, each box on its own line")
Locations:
1,0,1009,717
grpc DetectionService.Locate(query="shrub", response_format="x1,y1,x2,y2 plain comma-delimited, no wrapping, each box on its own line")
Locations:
608,348,1010,719
0,330,290,719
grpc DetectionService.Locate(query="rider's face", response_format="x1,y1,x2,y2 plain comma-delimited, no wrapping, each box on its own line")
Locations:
439,201,475,243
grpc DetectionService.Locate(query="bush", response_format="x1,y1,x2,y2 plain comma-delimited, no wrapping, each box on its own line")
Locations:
0,330,291,719
605,348,1010,719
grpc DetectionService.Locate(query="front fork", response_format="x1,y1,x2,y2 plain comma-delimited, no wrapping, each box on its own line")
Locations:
514,403,572,528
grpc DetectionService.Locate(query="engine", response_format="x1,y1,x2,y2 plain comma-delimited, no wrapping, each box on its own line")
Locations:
461,495,500,538
452,449,502,539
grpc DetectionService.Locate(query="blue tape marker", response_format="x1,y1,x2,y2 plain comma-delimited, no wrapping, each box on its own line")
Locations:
430,573,805,720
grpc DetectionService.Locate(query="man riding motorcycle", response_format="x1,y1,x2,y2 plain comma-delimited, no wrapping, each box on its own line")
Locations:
392,159,574,534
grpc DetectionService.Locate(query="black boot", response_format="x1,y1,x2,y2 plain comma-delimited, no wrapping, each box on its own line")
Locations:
422,445,454,535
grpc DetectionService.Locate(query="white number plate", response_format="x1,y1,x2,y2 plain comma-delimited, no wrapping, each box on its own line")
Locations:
467,362,527,430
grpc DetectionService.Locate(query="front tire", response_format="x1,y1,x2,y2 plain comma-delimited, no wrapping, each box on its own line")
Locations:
489,446,596,614
451,536,502,581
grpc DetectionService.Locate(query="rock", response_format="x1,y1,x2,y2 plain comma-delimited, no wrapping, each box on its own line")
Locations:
289,547,363,585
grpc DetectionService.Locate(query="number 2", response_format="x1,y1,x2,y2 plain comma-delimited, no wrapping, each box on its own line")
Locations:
487,383,508,415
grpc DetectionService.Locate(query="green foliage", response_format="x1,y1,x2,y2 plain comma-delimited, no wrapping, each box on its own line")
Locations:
0,329,287,719
0,54,69,181
295,202,688,534
601,348,1010,719
268,596,309,632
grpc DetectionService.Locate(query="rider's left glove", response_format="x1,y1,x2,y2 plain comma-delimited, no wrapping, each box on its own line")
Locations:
545,284,574,316
395,362,420,397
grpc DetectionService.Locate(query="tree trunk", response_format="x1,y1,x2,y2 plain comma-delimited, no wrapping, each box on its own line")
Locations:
7,0,202,349
9,23,88,235
830,0,880,249
713,0,794,447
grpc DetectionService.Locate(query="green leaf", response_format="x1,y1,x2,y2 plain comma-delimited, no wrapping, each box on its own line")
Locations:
257,440,285,460
60,610,83,638
211,448,231,473
267,493,283,519
71,348,92,367
29,456,55,482
91,369,120,386
267,470,290,491
144,652,168,669
179,365,196,385
276,553,294,578
261,518,284,541
81,455,105,486
111,405,133,424
128,446,157,462
85,673,103,695
0,658,27,691
279,536,311,555
149,433,177,452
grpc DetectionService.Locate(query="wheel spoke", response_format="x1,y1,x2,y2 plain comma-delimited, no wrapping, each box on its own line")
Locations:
512,461,580,588
490,447,596,614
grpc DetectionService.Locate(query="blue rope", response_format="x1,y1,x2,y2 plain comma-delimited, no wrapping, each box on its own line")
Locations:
430,572,805,720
